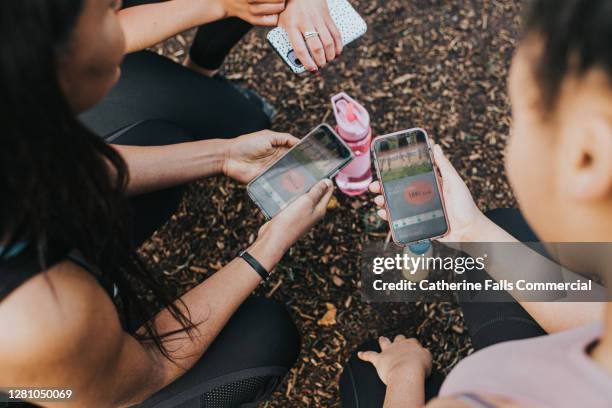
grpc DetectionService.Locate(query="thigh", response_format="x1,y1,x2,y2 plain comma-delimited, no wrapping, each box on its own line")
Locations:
458,209,546,352
339,341,445,408
137,297,300,408
80,51,269,138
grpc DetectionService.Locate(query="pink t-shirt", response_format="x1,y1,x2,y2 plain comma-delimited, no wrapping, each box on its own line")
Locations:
440,323,612,407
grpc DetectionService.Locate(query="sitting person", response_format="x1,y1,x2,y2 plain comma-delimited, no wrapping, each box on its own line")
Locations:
340,0,612,406
119,0,343,74
0,1,335,406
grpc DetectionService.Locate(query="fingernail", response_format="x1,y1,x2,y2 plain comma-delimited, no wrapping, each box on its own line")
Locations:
323,179,333,188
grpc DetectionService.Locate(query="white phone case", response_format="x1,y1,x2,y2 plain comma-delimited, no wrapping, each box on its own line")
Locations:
266,0,367,74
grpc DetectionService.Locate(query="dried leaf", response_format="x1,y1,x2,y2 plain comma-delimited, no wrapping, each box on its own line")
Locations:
332,276,345,287
317,303,337,327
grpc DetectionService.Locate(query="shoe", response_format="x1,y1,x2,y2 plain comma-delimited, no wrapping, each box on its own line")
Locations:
213,75,277,123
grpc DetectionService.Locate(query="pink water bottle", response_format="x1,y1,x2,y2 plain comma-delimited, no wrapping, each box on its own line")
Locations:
332,92,373,196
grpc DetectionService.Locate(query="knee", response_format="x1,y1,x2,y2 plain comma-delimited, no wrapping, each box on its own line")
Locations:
237,105,271,135
340,340,379,381
339,340,386,408
229,297,301,369
109,119,194,145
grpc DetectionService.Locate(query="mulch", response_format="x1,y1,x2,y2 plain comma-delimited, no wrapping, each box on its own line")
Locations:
143,1,523,406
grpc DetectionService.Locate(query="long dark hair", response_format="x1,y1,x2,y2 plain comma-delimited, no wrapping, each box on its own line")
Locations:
0,0,193,359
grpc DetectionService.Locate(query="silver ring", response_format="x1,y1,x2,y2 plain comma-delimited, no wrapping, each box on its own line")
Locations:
303,31,319,40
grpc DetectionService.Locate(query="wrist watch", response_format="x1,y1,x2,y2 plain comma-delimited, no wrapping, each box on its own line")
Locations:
239,250,270,281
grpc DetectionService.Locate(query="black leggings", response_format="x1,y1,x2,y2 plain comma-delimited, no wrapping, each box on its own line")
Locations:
339,209,547,408
80,51,297,407
137,297,300,408
121,0,252,70
458,209,547,351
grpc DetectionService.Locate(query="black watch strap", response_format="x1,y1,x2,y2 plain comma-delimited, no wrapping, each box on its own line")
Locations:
239,250,270,281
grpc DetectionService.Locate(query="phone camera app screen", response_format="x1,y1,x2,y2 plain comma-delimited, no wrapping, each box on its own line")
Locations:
375,130,447,243
250,127,350,217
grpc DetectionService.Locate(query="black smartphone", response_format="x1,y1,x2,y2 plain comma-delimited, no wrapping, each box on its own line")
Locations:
247,124,354,218
372,128,449,245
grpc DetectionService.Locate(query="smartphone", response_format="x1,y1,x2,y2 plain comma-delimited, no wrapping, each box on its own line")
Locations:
266,0,367,74
372,128,449,245
247,124,354,218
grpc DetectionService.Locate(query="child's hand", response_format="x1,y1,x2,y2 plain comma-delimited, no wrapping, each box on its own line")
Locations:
358,336,432,385
219,0,286,26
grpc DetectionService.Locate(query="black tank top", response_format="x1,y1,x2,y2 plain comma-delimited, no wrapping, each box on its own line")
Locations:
1,241,67,301
0,242,116,303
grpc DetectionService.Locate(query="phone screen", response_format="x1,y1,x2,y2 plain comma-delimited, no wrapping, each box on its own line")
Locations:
373,129,448,244
248,125,353,218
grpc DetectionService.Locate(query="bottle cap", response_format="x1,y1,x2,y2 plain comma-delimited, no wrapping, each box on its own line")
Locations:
407,241,432,255
331,92,370,142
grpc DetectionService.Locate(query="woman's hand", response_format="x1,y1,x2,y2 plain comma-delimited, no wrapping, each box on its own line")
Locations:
370,144,491,242
358,336,432,386
278,0,343,72
258,179,334,254
215,0,287,26
223,130,299,184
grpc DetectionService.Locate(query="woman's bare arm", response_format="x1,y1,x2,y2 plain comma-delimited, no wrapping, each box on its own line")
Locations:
112,139,228,195
0,236,283,407
119,0,285,54
383,371,427,408
119,0,225,53
111,129,298,196
461,218,606,333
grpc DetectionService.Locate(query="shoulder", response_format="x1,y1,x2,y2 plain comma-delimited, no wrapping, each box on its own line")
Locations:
0,259,123,384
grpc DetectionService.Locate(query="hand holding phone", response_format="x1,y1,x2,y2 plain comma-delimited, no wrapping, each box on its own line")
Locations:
247,124,354,218
258,179,335,254
224,130,299,185
372,129,449,245
372,141,491,244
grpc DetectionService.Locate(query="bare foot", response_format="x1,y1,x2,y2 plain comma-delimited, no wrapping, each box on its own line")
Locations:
183,55,221,77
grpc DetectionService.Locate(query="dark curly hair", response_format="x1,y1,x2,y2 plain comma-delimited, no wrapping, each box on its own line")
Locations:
525,0,612,111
